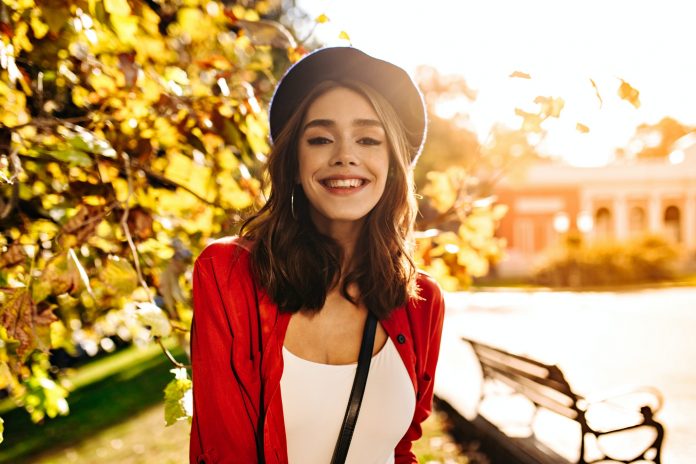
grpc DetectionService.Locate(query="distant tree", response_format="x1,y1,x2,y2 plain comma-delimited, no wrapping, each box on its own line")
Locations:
627,116,695,159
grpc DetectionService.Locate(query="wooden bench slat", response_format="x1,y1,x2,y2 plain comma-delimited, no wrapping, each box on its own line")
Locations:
475,350,577,398
485,368,581,420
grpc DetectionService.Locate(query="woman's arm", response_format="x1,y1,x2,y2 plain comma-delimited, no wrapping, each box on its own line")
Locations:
394,275,446,464
189,250,259,464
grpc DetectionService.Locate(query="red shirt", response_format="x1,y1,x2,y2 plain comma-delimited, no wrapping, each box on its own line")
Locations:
190,237,445,464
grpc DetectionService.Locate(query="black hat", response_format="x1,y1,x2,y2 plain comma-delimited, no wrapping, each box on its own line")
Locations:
269,47,427,164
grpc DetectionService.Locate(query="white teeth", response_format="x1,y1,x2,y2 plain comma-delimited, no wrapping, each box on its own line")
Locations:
324,179,364,188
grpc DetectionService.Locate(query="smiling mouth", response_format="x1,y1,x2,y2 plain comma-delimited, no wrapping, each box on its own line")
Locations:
320,178,367,189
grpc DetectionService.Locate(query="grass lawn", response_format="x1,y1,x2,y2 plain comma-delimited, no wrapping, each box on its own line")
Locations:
0,342,187,464
0,342,473,464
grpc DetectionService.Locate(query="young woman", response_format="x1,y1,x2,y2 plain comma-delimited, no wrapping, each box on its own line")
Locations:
190,47,445,464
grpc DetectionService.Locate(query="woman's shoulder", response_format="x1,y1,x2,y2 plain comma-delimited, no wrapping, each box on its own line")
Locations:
414,270,443,303
197,236,252,259
194,236,255,274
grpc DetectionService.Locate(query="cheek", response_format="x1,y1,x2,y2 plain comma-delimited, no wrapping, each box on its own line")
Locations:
296,149,314,183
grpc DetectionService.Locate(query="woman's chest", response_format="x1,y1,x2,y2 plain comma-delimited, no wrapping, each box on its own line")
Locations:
282,293,389,365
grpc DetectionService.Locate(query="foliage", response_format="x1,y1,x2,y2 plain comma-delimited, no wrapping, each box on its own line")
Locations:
163,366,191,426
0,0,292,433
415,167,507,292
532,233,680,287
622,116,695,159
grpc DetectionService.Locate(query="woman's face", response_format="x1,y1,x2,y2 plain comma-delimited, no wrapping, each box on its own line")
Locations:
297,87,390,231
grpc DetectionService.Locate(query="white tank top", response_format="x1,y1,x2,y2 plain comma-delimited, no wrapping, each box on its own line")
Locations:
280,336,416,464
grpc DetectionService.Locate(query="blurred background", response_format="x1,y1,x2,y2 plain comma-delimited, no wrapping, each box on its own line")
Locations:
0,0,694,463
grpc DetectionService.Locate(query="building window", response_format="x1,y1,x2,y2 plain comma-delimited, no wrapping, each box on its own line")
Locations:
629,206,646,236
595,207,612,239
664,205,681,242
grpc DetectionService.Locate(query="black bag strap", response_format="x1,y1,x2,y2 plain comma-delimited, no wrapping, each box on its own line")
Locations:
330,312,378,464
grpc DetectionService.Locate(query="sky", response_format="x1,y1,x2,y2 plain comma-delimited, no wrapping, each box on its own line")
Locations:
297,0,696,166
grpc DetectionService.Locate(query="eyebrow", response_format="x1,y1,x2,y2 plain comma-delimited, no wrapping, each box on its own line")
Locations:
302,118,383,132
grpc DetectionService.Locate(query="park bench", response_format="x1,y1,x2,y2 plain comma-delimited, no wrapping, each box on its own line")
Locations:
459,336,665,464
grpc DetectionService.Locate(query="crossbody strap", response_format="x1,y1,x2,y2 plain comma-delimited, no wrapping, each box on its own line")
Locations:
330,311,378,464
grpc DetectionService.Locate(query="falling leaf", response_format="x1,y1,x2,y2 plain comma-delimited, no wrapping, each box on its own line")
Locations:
618,79,640,108
589,78,603,108
509,70,531,79
315,14,330,24
576,122,590,133
533,96,565,118
338,30,351,42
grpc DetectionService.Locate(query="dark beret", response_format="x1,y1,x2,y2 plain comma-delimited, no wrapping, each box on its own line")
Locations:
269,47,427,164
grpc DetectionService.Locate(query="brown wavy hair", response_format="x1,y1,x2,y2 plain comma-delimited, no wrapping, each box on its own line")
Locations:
240,79,420,319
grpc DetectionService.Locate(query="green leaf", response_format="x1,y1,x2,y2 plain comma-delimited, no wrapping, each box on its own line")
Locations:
164,368,192,426
68,136,91,152
50,148,93,167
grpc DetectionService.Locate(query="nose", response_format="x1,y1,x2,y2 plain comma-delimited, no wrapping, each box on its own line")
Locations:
329,138,359,166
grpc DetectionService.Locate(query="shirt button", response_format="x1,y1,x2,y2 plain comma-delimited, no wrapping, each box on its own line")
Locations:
396,334,406,344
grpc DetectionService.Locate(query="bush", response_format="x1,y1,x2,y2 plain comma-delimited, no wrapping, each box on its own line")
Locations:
532,233,680,287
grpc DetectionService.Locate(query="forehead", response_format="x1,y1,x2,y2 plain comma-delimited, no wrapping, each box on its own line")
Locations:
303,87,380,122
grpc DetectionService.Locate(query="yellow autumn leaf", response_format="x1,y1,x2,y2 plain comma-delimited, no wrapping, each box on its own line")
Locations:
424,258,459,292
30,14,49,39
154,117,180,148
220,178,254,210
509,70,531,79
12,21,34,53
338,30,351,42
111,14,139,44
71,85,91,107
576,122,590,133
315,14,330,23
178,8,211,42
88,73,117,96
104,0,131,16
0,85,30,127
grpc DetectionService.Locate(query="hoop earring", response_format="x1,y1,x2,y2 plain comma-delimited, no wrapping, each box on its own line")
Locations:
291,187,297,220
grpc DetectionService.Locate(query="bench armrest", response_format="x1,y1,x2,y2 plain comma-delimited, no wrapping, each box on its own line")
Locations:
581,385,663,414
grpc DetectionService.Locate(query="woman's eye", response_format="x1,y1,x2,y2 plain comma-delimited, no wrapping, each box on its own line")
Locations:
358,137,382,146
307,137,332,145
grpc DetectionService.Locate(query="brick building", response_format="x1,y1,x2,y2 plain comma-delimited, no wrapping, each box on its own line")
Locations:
494,134,696,275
